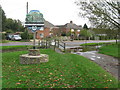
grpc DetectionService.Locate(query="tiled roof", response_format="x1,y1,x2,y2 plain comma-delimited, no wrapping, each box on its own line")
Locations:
44,20,54,28
64,23,82,30
55,23,82,30
44,21,82,29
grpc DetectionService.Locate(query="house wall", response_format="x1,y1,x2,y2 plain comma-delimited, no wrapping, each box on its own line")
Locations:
27,21,81,39
28,27,80,39
51,28,60,36
36,27,50,39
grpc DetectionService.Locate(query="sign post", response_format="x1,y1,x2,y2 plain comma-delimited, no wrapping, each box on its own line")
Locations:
25,10,44,49
32,26,37,49
20,10,48,65
33,32,36,49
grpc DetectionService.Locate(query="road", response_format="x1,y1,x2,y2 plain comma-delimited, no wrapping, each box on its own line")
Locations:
0,40,116,46
64,40,116,46
63,40,116,49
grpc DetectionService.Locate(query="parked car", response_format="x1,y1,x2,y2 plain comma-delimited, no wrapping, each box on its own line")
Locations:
11,35,22,41
6,34,13,40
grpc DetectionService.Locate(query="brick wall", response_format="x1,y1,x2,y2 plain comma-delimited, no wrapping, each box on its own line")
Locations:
36,27,50,39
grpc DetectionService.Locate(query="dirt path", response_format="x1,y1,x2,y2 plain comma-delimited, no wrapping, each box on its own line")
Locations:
73,51,119,80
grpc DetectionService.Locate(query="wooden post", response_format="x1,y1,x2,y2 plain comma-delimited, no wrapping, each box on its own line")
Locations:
46,40,47,49
33,32,36,49
38,40,40,48
49,40,51,48
41,41,43,48
58,40,59,48
64,43,66,52
54,39,56,51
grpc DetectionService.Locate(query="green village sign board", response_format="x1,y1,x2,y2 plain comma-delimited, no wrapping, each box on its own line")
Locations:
25,10,44,32
26,10,44,23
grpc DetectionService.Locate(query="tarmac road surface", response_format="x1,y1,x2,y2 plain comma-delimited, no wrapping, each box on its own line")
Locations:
0,40,116,46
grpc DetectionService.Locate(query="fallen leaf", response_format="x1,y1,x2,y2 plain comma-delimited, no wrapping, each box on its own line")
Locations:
16,82,21,85
50,73,53,75
68,85,75,88
54,80,58,82
110,80,112,81
44,84,49,86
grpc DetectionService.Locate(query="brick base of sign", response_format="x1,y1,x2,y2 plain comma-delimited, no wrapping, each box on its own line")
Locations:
20,49,49,64
28,49,40,56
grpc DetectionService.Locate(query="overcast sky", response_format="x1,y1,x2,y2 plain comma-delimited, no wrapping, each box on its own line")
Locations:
0,0,89,26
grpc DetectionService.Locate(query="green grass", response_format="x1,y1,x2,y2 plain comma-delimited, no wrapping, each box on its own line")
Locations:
80,42,115,46
0,40,31,43
0,40,9,43
2,49,118,88
1,45,32,50
99,44,119,58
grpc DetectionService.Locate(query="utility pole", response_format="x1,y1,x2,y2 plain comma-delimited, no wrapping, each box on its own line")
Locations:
26,2,28,14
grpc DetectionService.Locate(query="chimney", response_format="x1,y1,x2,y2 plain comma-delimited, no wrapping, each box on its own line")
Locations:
70,21,73,24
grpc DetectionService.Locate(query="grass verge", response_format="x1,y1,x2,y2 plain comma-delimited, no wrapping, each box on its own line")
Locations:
80,42,115,46
2,49,118,88
99,44,119,58
0,40,30,43
0,40,9,43
1,45,32,50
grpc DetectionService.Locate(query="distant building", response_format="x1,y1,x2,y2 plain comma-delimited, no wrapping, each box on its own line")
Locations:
53,21,82,36
28,20,82,39
36,20,54,39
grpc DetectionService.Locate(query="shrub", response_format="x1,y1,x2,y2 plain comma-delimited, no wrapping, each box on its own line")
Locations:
2,33,6,40
6,29,13,33
21,30,29,40
29,34,33,39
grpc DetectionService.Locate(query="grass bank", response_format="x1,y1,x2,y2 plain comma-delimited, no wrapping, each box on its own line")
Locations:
99,44,119,58
0,40,9,43
0,40,30,43
2,49,118,88
80,42,115,46
1,45,32,51
80,42,119,58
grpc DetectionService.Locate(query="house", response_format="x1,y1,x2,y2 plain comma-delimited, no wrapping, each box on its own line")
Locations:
36,20,54,39
28,20,82,39
52,21,82,36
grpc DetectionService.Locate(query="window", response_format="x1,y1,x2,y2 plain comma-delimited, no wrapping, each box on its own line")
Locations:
40,27,44,31
40,33,44,38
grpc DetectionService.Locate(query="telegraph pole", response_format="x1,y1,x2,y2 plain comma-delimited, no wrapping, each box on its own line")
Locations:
26,2,28,14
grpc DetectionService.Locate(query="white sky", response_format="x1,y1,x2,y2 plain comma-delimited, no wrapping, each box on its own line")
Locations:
0,0,89,26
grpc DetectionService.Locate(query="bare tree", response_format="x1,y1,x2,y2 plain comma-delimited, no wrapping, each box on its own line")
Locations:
75,0,120,43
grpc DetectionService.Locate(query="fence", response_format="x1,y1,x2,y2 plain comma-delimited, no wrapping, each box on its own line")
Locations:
37,39,66,52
